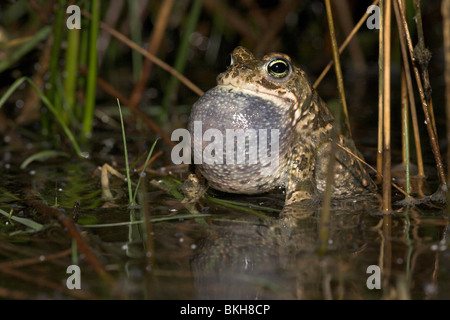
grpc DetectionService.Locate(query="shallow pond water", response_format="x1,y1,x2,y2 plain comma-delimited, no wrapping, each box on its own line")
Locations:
0,158,448,300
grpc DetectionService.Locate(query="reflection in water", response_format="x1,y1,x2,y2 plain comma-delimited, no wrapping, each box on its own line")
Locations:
188,202,448,299
0,168,447,300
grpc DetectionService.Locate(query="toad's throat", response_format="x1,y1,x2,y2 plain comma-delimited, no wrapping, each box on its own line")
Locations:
188,86,295,194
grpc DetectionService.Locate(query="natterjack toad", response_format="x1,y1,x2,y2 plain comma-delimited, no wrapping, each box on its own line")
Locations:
187,46,376,207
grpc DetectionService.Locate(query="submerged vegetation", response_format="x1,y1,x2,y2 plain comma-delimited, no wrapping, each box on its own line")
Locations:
0,0,449,300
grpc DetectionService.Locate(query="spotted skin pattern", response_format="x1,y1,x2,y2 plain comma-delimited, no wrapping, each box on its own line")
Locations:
188,47,376,207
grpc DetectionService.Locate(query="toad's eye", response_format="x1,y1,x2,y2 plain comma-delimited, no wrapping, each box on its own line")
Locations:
226,53,234,67
267,58,290,78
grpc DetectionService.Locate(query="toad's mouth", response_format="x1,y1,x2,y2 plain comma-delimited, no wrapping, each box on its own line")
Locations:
216,84,298,107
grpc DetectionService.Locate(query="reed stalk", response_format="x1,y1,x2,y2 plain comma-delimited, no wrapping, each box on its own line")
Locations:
77,2,90,120
82,0,100,140
319,0,351,252
47,1,65,110
401,68,411,195
398,0,447,194
382,0,392,213
324,0,351,137
45,1,66,135
393,0,426,196
377,0,384,183
63,26,80,123
313,0,379,89
443,0,450,209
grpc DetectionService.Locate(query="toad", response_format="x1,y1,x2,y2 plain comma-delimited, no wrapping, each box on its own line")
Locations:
186,46,376,207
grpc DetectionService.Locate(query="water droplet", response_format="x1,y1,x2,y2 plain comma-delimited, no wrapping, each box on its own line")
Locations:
424,282,438,296
39,255,45,261
15,100,24,108
179,238,184,243
190,244,197,250
81,152,90,159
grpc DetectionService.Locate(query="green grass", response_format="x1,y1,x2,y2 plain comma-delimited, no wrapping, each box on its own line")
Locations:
0,208,44,232
0,77,83,157
82,0,100,139
116,99,158,207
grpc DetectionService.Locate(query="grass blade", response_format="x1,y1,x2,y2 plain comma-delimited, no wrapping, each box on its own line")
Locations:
116,99,133,205
0,77,83,157
131,139,159,204
0,208,44,231
0,26,52,73
20,150,70,169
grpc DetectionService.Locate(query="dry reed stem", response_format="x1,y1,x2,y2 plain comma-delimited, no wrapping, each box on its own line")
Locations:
401,68,410,194
443,0,450,207
78,66,174,147
382,0,392,213
397,0,447,191
26,190,115,289
332,0,366,75
336,142,414,200
81,10,204,97
139,179,155,277
324,0,351,137
313,0,380,89
393,1,428,198
128,0,174,109
377,0,384,183
0,248,71,269
393,0,425,182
